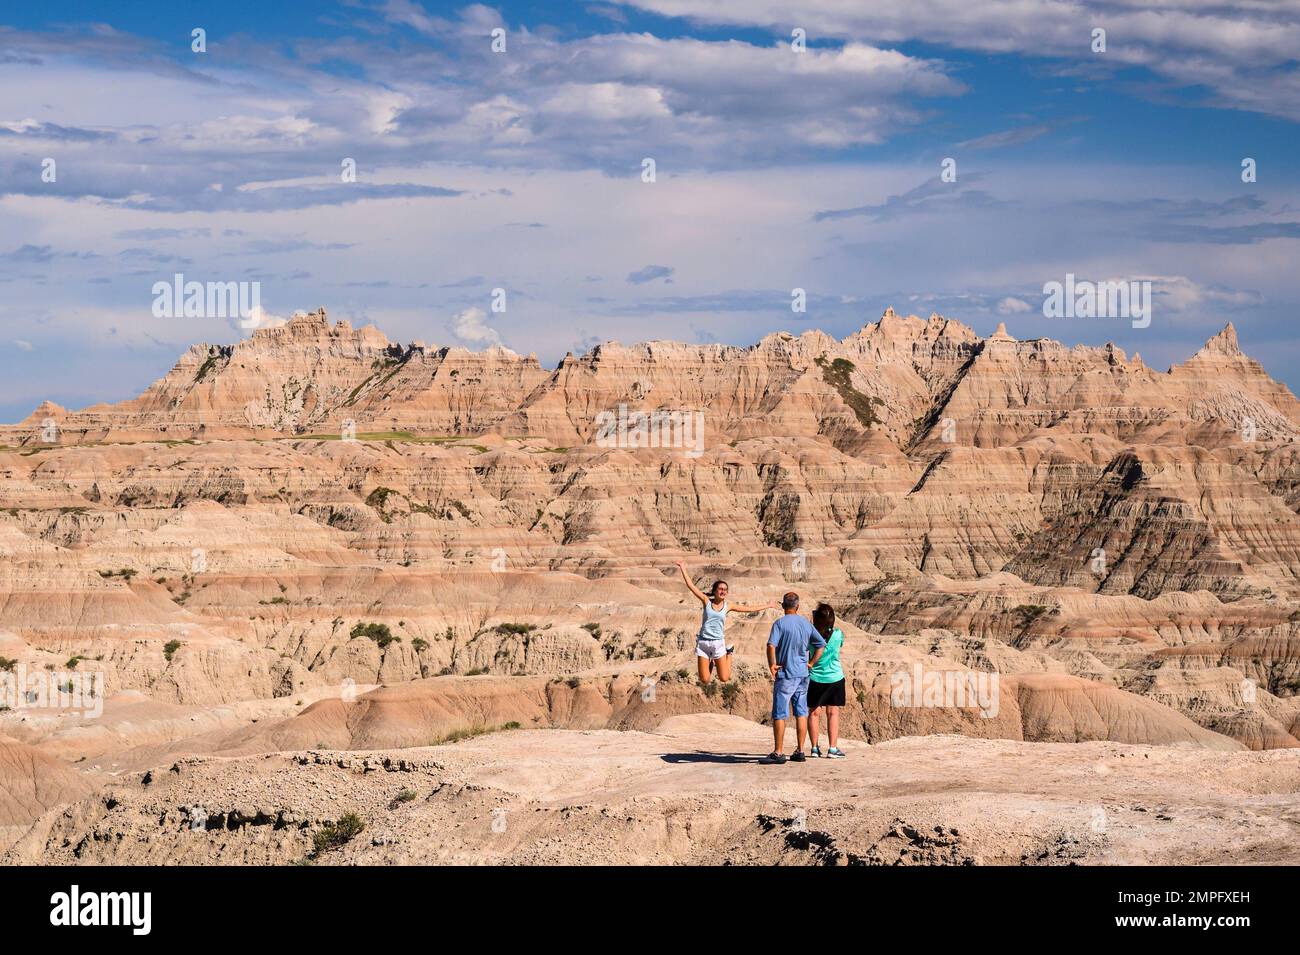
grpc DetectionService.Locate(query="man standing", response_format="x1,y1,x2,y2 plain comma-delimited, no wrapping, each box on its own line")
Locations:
764,592,825,764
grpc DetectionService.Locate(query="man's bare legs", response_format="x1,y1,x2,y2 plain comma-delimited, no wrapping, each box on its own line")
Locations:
773,715,809,755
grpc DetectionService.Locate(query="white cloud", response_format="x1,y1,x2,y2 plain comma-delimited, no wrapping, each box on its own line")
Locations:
618,0,1300,120
450,305,501,345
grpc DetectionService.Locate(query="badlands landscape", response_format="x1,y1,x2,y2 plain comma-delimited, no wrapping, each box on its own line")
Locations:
2,307,1300,865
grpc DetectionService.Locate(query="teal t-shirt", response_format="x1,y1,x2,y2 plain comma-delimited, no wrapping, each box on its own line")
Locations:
808,628,843,683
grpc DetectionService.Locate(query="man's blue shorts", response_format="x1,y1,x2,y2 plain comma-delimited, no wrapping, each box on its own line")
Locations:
772,674,810,721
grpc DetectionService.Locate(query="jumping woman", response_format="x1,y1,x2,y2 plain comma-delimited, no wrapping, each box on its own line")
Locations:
674,561,776,683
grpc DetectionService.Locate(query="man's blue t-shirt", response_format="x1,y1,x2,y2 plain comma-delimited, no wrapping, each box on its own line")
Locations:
768,614,825,679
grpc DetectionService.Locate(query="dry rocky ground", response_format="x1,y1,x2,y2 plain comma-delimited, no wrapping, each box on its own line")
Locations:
2,308,1299,865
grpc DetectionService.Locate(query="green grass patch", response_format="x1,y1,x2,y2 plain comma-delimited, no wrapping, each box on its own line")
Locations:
430,722,520,745
815,355,881,428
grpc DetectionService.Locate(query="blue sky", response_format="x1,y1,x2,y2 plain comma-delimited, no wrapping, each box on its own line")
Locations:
2,0,1298,422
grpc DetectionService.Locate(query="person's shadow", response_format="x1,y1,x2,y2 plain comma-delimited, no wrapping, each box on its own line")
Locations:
660,751,767,764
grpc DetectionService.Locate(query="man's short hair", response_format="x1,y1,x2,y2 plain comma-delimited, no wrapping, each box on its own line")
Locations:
782,592,800,611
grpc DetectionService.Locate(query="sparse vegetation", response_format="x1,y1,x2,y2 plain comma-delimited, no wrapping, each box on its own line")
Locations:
364,486,406,523
193,352,220,383
311,812,365,857
496,622,537,636
857,578,894,603
395,789,417,803
350,622,399,649
66,656,83,670
98,568,137,580
431,722,517,745
0,656,16,672
411,637,429,652
163,640,182,662
581,622,602,638
721,682,741,707
815,355,880,428
1010,604,1052,628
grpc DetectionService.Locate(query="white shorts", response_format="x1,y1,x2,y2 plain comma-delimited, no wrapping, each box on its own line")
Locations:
695,638,727,661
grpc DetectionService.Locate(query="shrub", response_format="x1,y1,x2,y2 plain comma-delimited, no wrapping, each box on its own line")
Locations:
721,682,741,707
496,622,537,635
312,812,365,856
350,622,399,649
163,640,182,662
66,656,83,670
395,789,417,803
0,656,17,672
411,637,429,653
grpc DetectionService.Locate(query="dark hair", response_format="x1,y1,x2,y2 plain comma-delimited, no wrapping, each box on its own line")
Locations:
782,592,800,611
709,580,728,597
813,602,836,639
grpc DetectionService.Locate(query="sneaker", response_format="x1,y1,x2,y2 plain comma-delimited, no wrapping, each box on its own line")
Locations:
763,751,787,765
726,645,735,655
790,750,806,762
826,747,846,759
809,746,822,758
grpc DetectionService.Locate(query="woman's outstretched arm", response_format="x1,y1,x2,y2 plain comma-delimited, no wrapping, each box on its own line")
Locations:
730,599,779,614
674,560,708,603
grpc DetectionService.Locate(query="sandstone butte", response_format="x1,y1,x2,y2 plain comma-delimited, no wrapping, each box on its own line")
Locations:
1,307,1298,866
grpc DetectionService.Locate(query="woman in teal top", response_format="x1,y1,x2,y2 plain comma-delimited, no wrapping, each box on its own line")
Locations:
807,602,846,758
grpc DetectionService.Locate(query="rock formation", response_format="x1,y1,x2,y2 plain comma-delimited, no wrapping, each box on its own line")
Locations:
3,306,1300,864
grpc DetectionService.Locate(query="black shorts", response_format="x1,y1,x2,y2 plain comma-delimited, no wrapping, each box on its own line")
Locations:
806,678,845,709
